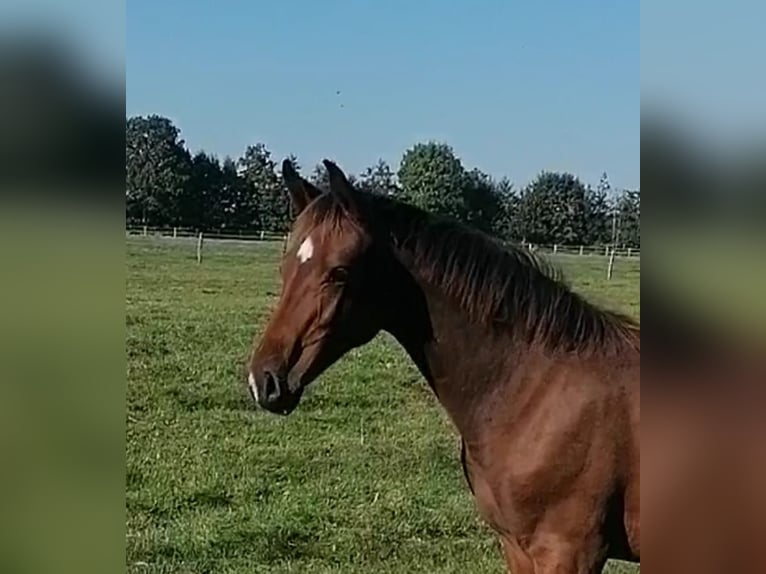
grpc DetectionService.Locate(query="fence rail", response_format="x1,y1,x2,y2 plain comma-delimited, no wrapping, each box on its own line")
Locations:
126,226,287,242
521,243,640,258
126,226,640,258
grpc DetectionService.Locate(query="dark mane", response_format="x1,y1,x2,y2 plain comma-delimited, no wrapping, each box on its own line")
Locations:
302,193,639,354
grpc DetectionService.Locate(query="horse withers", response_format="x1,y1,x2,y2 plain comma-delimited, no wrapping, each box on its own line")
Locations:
248,159,640,573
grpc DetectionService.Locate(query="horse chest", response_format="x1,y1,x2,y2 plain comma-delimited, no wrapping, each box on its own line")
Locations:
463,419,595,535
462,442,529,534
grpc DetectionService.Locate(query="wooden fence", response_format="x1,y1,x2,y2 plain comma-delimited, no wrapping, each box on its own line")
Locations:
126,226,287,242
126,226,640,259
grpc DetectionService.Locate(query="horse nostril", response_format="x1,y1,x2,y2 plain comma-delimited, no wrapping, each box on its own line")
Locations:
263,370,280,402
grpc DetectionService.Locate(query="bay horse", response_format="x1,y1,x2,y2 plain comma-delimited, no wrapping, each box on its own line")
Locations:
248,159,640,573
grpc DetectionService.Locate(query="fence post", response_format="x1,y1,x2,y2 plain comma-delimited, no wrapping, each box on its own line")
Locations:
627,247,632,257
607,247,616,280
197,232,203,264
143,225,148,237
260,230,265,240
579,245,584,256
173,227,177,238
605,246,609,257
553,244,558,254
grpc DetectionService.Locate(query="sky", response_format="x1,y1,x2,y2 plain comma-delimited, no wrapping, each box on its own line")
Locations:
641,0,766,155
127,1,639,190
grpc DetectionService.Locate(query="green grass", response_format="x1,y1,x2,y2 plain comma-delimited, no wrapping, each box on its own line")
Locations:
126,237,640,573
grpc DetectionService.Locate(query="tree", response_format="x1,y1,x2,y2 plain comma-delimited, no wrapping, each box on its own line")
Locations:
616,189,640,247
220,156,255,229
397,142,467,220
126,115,192,226
179,151,224,230
238,143,286,232
357,159,400,196
491,177,520,241
125,115,640,245
583,172,612,245
462,168,505,235
518,171,590,245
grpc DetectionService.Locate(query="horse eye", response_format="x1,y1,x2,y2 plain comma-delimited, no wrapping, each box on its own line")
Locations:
328,266,349,284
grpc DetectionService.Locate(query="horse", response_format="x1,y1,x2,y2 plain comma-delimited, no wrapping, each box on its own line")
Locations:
248,159,640,573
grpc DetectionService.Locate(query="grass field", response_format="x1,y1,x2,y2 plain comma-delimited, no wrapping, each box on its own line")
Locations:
126,237,640,573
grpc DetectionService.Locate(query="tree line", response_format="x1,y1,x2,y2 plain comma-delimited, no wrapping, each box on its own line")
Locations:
126,115,639,247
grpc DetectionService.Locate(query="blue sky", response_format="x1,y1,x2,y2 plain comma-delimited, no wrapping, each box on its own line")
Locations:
641,0,766,153
128,1,638,190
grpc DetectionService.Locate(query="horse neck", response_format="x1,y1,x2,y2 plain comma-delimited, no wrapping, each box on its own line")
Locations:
381,248,523,435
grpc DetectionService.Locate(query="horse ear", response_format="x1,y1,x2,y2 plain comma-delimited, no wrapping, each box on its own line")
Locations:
322,159,360,218
282,159,322,215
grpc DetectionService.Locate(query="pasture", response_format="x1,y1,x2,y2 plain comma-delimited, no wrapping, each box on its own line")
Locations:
126,237,640,573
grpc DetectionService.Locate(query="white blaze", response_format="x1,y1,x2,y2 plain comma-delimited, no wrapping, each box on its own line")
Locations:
297,236,314,263
248,371,259,401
